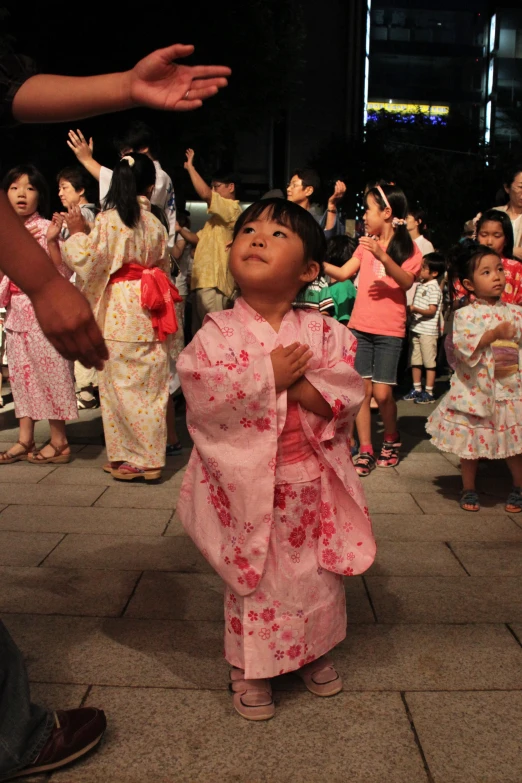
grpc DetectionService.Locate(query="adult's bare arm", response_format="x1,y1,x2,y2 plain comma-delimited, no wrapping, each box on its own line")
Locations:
12,44,231,123
0,192,108,369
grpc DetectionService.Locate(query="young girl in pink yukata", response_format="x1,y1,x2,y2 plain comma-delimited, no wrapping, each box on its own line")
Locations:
0,165,77,465
427,243,522,513
177,198,376,721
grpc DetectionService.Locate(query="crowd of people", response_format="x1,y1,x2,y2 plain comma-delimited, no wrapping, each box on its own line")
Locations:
1,36,522,781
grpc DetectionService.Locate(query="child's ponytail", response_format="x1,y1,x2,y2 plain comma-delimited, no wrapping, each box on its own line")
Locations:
367,183,414,266
103,152,156,228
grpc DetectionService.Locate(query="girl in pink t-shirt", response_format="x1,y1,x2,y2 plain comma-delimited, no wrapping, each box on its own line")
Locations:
324,184,422,475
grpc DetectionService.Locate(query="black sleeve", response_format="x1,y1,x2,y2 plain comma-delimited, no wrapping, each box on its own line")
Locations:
0,53,38,127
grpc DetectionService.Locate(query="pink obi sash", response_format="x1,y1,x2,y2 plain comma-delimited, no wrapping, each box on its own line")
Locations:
277,402,315,466
492,339,519,382
109,262,182,342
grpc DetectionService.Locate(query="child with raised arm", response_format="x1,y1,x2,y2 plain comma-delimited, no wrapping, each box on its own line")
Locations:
427,244,522,513
324,183,423,475
177,198,375,721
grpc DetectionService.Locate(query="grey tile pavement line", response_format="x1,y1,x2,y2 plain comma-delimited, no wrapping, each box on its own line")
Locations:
91,485,109,505
506,624,522,648
400,692,435,783
119,572,145,618
161,510,176,536
36,534,67,567
36,466,59,484
509,514,522,530
361,576,378,622
78,683,94,709
444,542,471,576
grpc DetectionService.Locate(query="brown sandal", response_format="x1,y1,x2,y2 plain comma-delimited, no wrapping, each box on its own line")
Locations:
0,440,35,464
27,442,71,465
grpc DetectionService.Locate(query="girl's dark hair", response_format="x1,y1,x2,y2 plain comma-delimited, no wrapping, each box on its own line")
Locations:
114,121,159,159
476,209,514,260
3,164,49,217
103,153,156,228
56,166,87,194
233,198,327,268
447,242,500,301
366,183,414,266
326,235,358,267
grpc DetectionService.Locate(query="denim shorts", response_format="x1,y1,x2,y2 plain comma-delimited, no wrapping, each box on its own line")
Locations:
350,328,404,385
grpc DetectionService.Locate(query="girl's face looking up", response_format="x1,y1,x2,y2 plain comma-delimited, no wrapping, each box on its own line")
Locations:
464,253,506,300
7,175,39,219
477,220,506,256
229,211,319,299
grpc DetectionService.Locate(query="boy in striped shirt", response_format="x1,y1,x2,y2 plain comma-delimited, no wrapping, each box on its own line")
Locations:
403,252,446,404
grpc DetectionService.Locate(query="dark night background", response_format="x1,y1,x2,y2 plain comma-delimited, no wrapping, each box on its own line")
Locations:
2,2,522,246
1,0,307,212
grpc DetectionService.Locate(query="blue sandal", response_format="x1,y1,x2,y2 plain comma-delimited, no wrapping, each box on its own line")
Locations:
505,487,522,513
460,490,480,512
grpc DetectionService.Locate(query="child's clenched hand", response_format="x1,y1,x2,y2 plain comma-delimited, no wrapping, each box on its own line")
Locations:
494,322,517,341
271,343,313,393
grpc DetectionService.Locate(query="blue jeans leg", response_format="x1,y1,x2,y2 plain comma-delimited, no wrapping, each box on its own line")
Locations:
0,621,54,780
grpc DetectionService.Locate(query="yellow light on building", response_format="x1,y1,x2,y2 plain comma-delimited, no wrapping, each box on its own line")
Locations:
368,102,449,116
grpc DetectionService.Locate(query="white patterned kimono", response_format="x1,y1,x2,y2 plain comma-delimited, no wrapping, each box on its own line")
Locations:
62,199,171,467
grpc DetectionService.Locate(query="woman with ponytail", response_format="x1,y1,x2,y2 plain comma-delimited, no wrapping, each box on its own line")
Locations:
324,183,422,474
50,153,181,481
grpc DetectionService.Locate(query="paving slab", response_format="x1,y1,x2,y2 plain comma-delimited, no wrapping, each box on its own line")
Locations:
29,683,90,711
365,492,421,515
6,615,226,688
0,505,171,536
0,484,105,507
94,485,180,510
0,531,64,566
406,691,522,783
371,541,466,576
412,492,507,515
335,624,522,691
9,616,519,691
0,464,56,483
0,567,140,616
370,513,522,542
394,452,462,477
450,541,522,576
37,466,186,488
42,534,212,572
48,688,427,783
366,576,522,624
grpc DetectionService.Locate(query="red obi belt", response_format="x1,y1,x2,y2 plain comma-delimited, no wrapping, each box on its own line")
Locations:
109,263,182,342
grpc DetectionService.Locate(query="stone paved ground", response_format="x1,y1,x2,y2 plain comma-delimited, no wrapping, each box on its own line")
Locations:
0,394,521,783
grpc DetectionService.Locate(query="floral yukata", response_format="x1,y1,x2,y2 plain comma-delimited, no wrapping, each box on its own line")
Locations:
427,299,522,459
0,213,77,421
62,199,173,468
177,298,376,679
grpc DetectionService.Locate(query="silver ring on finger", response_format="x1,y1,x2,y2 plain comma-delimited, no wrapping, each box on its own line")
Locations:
184,90,190,100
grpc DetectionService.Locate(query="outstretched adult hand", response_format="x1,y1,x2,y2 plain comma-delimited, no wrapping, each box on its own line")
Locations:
128,44,231,111
30,277,108,369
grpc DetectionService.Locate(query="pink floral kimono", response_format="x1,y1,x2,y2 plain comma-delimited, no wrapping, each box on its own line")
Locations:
0,213,77,421
177,298,376,679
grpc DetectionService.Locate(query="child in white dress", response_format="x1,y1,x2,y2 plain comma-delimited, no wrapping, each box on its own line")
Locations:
427,244,522,512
